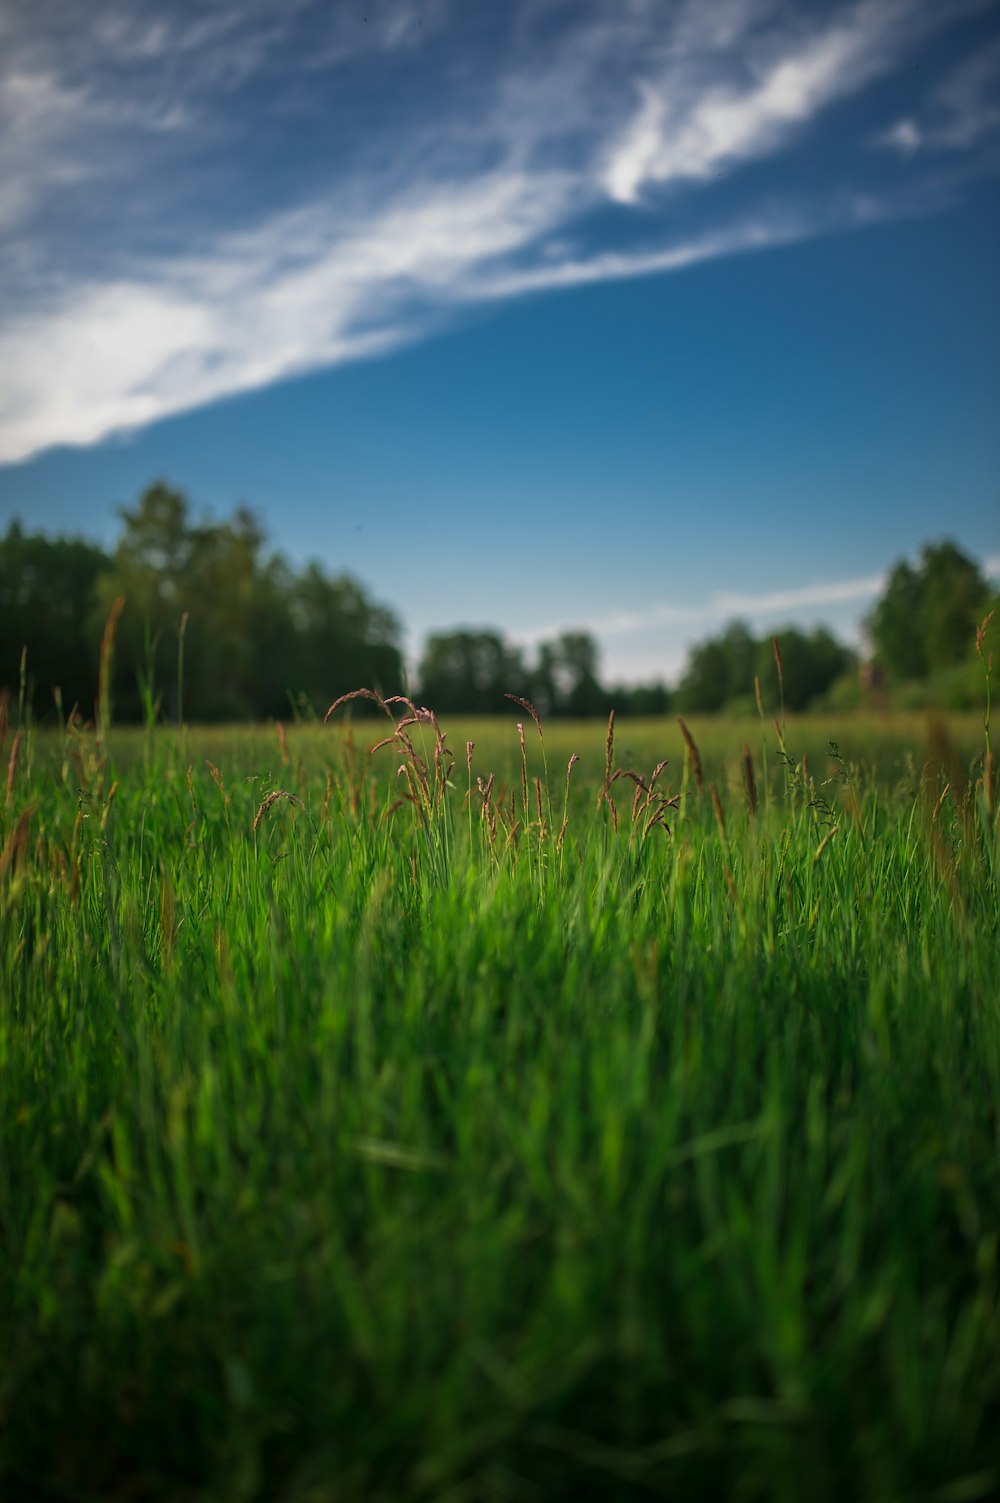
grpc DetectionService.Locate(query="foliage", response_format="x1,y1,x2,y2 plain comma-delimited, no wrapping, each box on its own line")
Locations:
417,629,526,714
1,695,998,1500
416,628,629,718
677,620,854,714
867,540,990,683
1,486,404,722
4,499,995,722
0,519,110,719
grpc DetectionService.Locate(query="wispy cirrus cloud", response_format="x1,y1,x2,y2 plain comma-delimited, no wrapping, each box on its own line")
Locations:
518,567,891,646
602,0,931,202
0,0,996,466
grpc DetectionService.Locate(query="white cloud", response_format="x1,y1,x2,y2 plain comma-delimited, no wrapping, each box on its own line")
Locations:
0,169,575,462
874,116,923,154
518,569,890,646
0,173,915,466
604,0,933,202
0,0,992,464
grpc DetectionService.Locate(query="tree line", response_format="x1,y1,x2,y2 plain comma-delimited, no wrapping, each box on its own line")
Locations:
1,486,404,723
1,485,995,721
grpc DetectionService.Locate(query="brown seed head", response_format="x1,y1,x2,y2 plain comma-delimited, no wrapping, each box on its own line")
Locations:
676,716,703,794
505,693,543,739
252,789,304,833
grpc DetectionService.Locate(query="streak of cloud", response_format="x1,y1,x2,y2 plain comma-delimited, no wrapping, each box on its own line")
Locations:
517,555,1000,649
0,0,995,465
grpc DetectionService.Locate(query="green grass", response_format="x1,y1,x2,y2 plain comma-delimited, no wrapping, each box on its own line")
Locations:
1,703,998,1502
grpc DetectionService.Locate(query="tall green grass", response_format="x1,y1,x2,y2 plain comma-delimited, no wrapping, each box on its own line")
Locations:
1,673,998,1501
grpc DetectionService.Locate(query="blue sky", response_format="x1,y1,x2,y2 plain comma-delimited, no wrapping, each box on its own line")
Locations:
0,0,998,682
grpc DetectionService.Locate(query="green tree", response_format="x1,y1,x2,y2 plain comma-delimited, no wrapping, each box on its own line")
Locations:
867,560,925,681
866,541,988,683
676,621,757,713
419,631,525,714
94,483,403,720
920,541,989,673
0,520,110,718
534,631,608,717
292,563,403,712
756,627,854,713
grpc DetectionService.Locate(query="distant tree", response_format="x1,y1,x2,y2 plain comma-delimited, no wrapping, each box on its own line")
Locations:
0,520,110,718
920,541,989,673
867,560,926,682
867,541,988,683
676,621,757,713
418,630,525,714
292,562,403,712
612,681,672,716
534,631,608,717
92,482,404,720
756,627,855,713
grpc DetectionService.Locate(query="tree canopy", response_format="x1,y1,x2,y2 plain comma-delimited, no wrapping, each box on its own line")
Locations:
2,497,993,722
866,541,990,683
676,621,854,714
2,484,404,722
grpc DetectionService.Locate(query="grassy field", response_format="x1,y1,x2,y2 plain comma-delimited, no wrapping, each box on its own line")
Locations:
2,694,999,1502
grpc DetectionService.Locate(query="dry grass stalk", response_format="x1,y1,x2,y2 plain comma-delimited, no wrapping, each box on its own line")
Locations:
99,781,120,832
390,706,453,812
724,864,744,919
502,820,522,856
975,609,994,666
709,782,727,844
754,675,764,720
517,723,528,818
505,694,543,740
742,744,758,816
931,782,951,825
466,741,475,773
558,754,579,849
0,803,36,883
597,709,616,810
385,694,421,718
324,687,392,723
650,759,669,789
677,717,703,794
97,595,126,744
252,789,304,833
275,720,290,765
397,762,427,823
6,729,21,807
605,709,615,787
